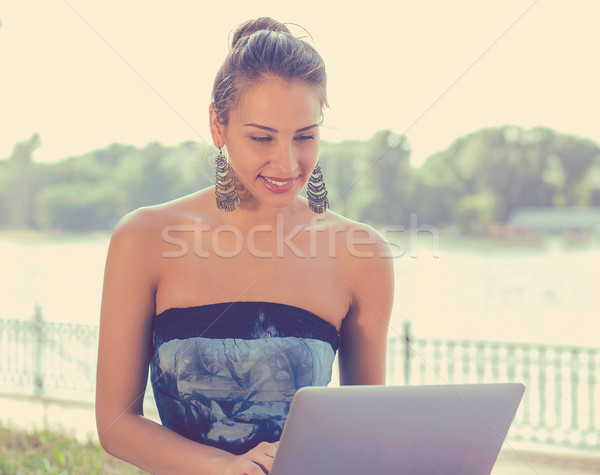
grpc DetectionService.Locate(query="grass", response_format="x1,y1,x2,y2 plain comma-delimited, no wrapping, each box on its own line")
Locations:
0,425,148,475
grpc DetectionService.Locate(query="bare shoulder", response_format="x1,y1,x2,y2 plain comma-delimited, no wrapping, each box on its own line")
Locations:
111,189,212,243
319,209,394,264
113,205,165,236
107,191,211,278
110,205,168,257
316,208,394,308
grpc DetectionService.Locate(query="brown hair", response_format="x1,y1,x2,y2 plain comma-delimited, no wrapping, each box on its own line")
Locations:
211,17,328,124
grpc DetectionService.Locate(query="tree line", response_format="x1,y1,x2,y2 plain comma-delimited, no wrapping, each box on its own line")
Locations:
1,125,599,233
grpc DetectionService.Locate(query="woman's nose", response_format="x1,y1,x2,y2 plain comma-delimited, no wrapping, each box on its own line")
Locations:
272,142,298,174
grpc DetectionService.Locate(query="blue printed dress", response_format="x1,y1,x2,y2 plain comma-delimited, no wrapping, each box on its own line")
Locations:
150,301,340,455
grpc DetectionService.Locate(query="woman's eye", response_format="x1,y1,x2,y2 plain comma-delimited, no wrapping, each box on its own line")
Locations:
296,135,315,141
251,136,272,143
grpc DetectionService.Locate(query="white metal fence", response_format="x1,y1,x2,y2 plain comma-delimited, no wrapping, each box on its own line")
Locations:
1,307,598,453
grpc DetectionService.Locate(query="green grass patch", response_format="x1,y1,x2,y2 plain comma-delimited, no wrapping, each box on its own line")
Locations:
0,425,147,474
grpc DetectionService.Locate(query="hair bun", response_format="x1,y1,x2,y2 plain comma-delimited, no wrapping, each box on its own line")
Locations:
231,17,291,49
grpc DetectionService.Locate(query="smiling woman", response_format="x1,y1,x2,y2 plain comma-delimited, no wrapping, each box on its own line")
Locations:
212,78,322,209
95,16,394,475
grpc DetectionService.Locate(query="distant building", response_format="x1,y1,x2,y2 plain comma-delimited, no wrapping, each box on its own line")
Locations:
507,207,600,234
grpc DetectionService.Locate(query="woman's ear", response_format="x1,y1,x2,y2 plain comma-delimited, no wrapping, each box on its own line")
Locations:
209,103,225,148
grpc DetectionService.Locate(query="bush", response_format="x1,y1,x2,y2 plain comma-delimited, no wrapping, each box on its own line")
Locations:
33,183,124,232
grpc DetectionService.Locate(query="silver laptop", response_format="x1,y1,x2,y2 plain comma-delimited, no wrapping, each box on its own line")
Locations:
271,383,524,475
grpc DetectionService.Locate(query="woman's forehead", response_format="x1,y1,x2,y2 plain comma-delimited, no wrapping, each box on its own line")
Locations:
231,78,322,128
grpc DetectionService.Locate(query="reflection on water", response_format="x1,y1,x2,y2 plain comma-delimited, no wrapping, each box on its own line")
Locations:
1,232,599,347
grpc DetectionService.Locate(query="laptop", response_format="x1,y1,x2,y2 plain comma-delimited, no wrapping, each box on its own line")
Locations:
270,383,524,475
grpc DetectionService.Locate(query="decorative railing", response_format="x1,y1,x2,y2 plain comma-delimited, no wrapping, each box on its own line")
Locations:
388,322,600,452
0,306,98,401
1,309,598,453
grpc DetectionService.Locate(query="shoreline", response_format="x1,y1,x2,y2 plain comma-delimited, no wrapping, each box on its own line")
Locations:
0,227,111,241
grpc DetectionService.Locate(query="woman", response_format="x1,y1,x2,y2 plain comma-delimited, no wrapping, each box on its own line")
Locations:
96,17,394,474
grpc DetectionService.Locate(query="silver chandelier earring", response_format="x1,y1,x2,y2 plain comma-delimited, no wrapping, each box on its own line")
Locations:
307,162,329,214
215,147,239,212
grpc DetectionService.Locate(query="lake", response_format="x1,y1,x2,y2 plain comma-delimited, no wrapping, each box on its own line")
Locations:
1,230,599,348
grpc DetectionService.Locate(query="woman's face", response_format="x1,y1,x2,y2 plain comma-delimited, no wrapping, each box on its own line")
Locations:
218,77,322,210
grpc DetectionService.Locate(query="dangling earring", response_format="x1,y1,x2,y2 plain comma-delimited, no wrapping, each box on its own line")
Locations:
307,162,329,214
215,147,239,212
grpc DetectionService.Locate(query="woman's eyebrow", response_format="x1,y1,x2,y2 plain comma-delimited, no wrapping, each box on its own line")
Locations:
243,123,319,133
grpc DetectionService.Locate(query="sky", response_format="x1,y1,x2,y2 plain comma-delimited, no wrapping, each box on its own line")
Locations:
1,0,599,167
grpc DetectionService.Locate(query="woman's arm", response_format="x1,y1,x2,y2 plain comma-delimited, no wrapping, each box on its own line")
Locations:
96,209,237,474
338,225,395,386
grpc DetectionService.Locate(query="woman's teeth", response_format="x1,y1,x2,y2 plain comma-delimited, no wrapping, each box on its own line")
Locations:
263,177,290,186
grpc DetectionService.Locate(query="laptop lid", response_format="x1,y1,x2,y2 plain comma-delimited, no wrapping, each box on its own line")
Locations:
270,383,524,475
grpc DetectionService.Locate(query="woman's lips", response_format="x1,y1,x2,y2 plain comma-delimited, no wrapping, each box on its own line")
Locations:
260,175,297,193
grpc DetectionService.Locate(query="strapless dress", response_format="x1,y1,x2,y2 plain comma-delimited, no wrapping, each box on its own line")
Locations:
150,301,340,455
